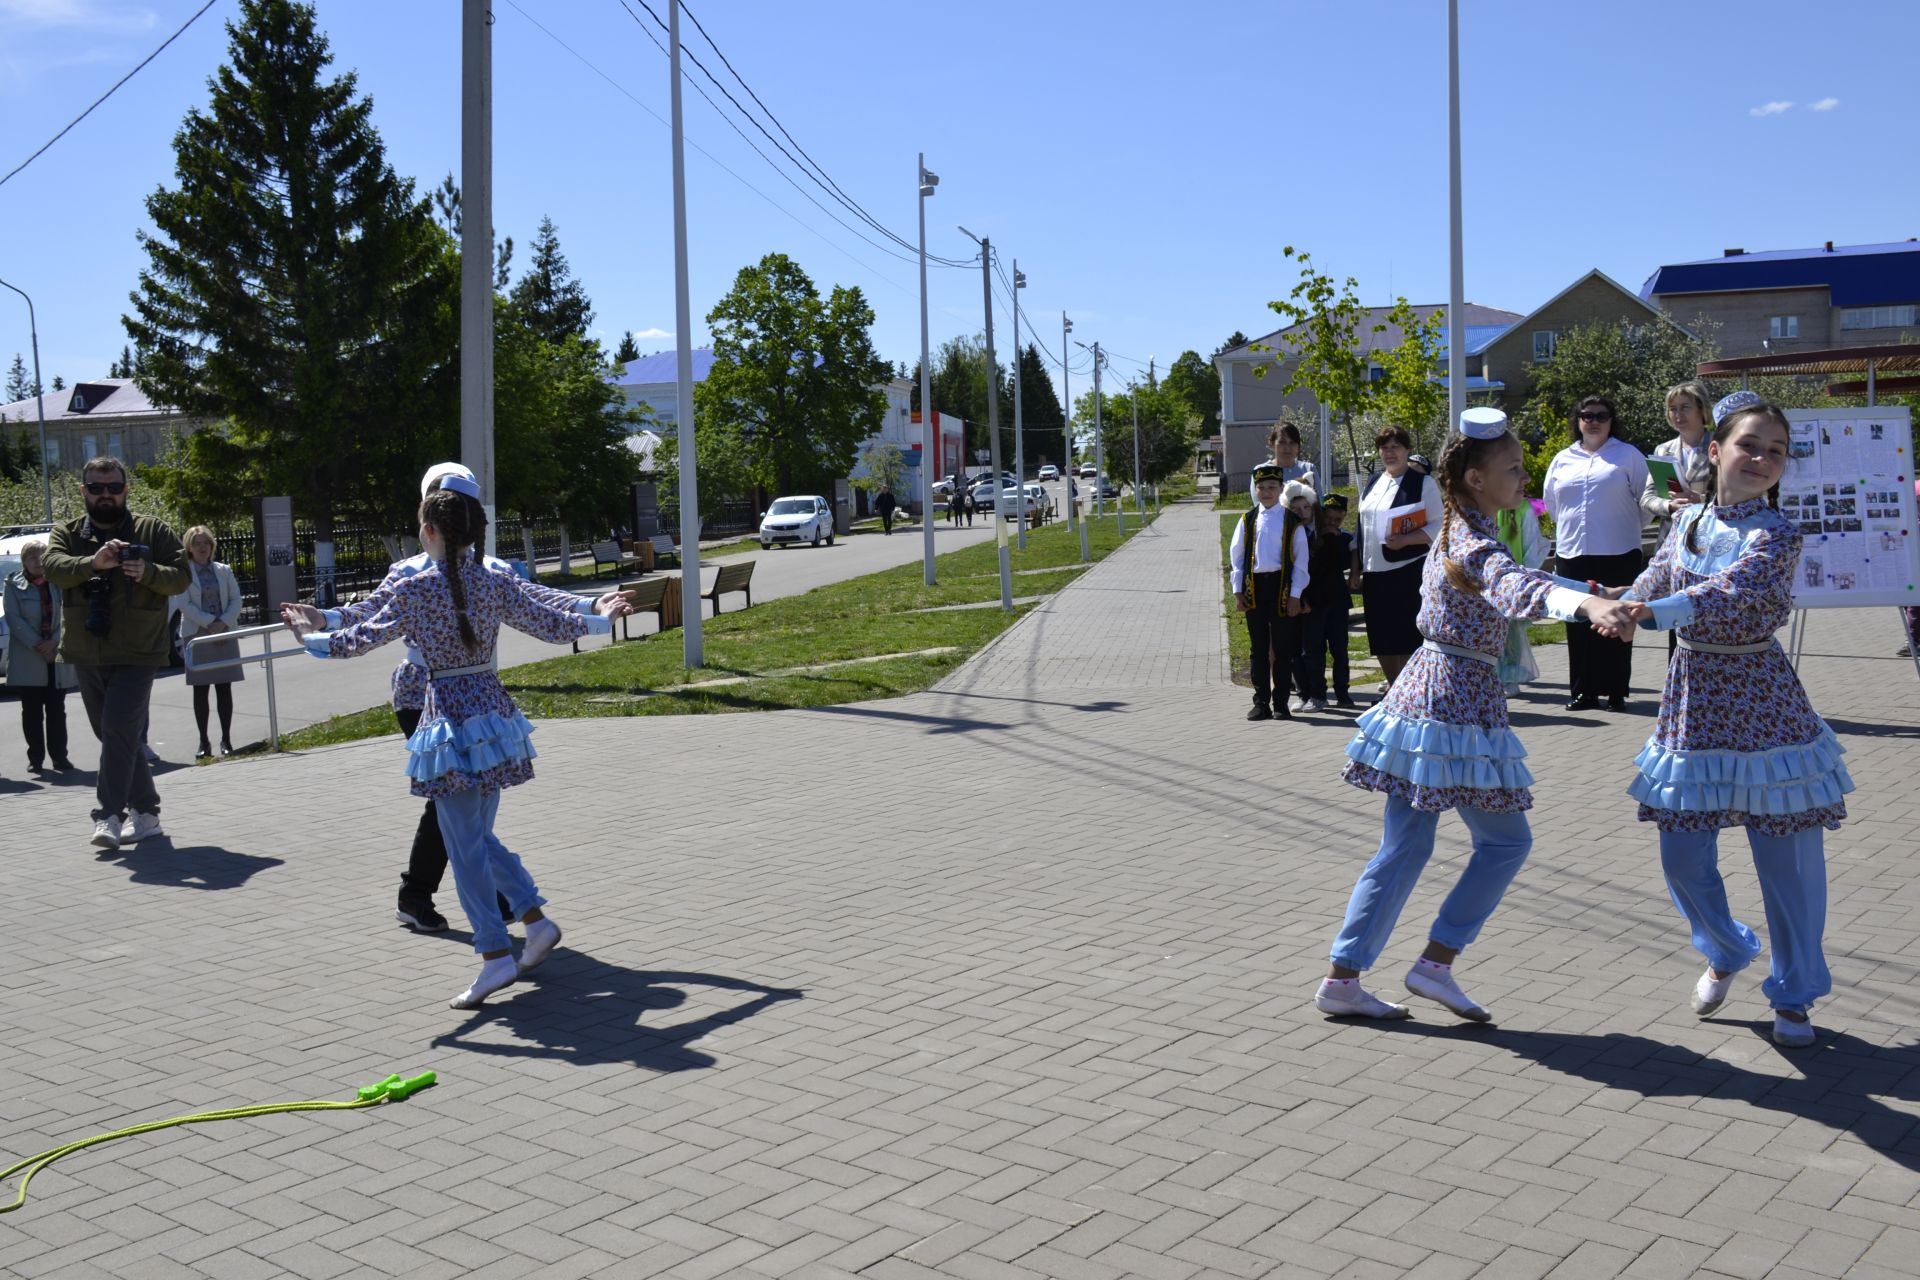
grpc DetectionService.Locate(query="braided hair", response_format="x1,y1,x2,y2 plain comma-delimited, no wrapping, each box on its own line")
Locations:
1683,401,1790,554
1433,426,1522,596
420,488,488,652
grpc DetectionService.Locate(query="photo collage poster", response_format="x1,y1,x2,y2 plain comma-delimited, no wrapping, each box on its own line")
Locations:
1781,408,1918,608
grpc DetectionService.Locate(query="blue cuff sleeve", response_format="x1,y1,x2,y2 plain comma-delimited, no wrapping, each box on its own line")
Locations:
1644,594,1693,632
302,631,334,658
1548,573,1591,593
323,608,345,629
574,596,597,615
581,614,611,636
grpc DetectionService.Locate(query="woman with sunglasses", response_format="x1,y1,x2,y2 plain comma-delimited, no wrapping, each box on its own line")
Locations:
1543,395,1651,710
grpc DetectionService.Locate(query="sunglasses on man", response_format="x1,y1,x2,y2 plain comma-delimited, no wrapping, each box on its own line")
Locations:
84,481,127,495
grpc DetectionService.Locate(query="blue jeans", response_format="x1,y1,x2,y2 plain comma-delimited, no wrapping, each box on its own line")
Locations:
1659,826,1829,1014
1330,795,1534,971
433,787,547,955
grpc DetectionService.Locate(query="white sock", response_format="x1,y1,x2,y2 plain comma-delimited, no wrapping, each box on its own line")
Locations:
1414,957,1452,975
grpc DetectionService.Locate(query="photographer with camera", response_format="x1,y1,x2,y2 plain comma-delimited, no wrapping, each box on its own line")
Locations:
43,456,189,849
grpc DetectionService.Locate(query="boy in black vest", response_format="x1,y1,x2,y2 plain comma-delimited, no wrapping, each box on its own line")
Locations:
1230,463,1310,720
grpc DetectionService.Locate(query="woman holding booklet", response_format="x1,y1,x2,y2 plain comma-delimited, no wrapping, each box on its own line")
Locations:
1350,424,1444,690
1639,381,1717,659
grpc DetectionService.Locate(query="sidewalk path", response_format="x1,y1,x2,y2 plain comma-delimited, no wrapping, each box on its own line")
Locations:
4,498,1918,1279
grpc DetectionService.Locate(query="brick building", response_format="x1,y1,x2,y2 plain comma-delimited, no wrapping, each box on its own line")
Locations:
1642,239,1920,358
1473,269,1667,409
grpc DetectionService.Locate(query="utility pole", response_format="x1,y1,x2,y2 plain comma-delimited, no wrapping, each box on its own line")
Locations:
1011,260,1027,549
1446,0,1466,430
1064,312,1087,563
460,0,495,558
960,228,1013,611
1131,380,1145,519
0,276,51,522
669,0,703,664
917,155,938,586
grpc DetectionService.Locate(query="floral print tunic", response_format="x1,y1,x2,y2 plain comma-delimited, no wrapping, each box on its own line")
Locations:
327,552,594,711
1344,506,1581,814
311,558,607,798
1625,497,1851,835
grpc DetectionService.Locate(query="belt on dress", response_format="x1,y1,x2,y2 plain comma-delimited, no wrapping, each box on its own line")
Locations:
1420,638,1499,666
429,662,496,680
1675,635,1776,655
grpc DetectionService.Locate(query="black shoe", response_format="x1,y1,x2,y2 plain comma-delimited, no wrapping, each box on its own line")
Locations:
27,761,44,775
396,894,449,933
1567,694,1599,711
1607,695,1627,712
52,758,74,771
1335,696,1358,709
219,739,234,757
197,740,213,760
1275,706,1294,720
1247,704,1274,721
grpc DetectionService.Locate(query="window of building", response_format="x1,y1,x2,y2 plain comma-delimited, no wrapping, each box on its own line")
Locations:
1769,315,1799,339
106,432,123,458
80,434,97,460
1840,304,1919,330
1532,330,1561,362
44,437,61,468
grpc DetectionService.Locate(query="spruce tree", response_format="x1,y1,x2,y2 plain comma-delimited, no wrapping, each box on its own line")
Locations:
4,353,32,404
614,331,641,363
124,0,457,536
509,216,594,347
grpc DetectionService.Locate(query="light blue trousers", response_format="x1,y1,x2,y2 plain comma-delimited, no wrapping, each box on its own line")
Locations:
1658,826,1830,1014
1330,794,1534,972
433,787,547,956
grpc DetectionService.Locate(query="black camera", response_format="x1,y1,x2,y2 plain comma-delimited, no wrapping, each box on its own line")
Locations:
82,575,115,636
118,543,152,562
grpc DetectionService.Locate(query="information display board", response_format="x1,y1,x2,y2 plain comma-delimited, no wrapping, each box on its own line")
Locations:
1782,407,1917,609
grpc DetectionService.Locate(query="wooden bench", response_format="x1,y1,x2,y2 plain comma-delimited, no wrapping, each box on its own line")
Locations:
591,540,643,578
649,533,680,568
616,576,675,641
703,560,755,615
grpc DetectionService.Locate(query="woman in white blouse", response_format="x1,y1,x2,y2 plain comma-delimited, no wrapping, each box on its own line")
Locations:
1542,395,1650,711
1347,425,1443,689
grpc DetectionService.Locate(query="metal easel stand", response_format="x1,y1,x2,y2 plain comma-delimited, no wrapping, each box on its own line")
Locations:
1786,608,1807,673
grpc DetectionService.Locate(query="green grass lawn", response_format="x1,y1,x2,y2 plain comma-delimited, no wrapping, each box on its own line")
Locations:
1217,512,1561,689
272,513,1151,753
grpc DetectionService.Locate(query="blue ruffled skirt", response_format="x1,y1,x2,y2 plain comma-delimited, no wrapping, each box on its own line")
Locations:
1629,726,1853,832
1343,704,1535,813
405,710,539,786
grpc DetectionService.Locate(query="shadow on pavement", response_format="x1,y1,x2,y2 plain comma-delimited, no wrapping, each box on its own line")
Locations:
1820,716,1920,740
931,692,1130,714
1352,1018,1920,1173
432,957,803,1073
806,702,1015,734
97,839,285,890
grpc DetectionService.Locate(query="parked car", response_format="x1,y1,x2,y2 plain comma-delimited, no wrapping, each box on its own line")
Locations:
1092,476,1119,499
932,476,957,498
759,495,835,549
968,478,1003,508
1077,463,1097,478
1037,464,1060,482
1022,482,1054,516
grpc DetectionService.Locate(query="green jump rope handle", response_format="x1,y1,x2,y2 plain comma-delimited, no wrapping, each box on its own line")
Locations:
356,1071,437,1103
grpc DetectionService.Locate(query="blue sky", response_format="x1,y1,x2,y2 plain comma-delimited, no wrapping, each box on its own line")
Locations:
1,0,1913,409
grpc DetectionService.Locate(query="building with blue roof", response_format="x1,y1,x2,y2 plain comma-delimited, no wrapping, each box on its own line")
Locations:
1643,239,1920,358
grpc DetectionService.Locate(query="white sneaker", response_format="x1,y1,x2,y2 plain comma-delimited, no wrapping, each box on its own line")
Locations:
125,812,164,843
1691,968,1734,1017
517,918,563,973
1772,1013,1816,1048
90,816,122,850
1313,980,1412,1019
1310,697,1330,712
449,955,519,1010
1405,964,1491,1022
1293,695,1313,713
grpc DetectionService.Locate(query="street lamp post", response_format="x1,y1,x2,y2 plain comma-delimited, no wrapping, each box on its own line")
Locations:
958,227,1013,611
917,155,938,586
0,276,52,522
669,0,703,665
1011,260,1027,551
1064,312,1087,563
1446,0,1466,429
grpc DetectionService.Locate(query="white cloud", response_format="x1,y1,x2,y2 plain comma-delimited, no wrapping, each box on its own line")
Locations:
1748,101,1794,117
631,327,671,340
1810,97,1840,112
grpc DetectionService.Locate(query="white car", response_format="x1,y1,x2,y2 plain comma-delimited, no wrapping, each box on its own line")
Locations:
997,487,1048,520
1077,463,1097,478
1037,464,1060,482
759,495,835,549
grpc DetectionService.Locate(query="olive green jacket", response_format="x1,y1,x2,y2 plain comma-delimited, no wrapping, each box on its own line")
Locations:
43,512,190,667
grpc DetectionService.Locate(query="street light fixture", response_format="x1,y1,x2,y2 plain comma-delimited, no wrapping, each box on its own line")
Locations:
0,274,53,523
1011,263,1027,551
1063,312,1087,563
917,155,938,586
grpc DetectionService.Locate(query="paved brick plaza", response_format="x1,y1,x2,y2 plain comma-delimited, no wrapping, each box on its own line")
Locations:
5,498,1918,1279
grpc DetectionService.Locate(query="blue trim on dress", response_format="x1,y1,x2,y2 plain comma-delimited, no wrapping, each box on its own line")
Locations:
1627,725,1855,816
405,711,540,782
1344,705,1536,791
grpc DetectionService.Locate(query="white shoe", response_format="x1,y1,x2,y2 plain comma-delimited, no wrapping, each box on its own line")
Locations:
1772,1012,1816,1048
449,956,519,1009
517,918,563,973
1313,981,1412,1019
90,816,122,850
1405,964,1491,1022
1691,968,1734,1017
1292,695,1313,713
125,812,164,843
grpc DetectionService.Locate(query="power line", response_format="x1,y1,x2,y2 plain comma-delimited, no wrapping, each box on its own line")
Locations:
0,0,220,192
500,0,918,296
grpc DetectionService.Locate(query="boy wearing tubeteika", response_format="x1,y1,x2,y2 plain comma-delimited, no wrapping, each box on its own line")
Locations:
1231,463,1310,721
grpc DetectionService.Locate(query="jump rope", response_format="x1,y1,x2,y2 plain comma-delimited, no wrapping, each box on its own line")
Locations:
1,1071,437,1215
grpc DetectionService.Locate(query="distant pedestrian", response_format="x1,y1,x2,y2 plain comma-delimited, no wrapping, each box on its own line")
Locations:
875,488,897,535
963,489,976,527
948,485,962,525
4,540,77,774
179,525,244,759
1230,463,1309,721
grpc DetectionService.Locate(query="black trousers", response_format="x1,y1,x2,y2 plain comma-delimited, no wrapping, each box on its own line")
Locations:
880,510,894,534
1244,573,1300,707
393,706,448,897
1559,550,1643,699
76,664,159,821
18,684,70,768
1296,602,1350,700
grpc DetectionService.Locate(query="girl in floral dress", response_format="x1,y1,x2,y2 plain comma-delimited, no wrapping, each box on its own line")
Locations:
299,481,628,1009
1621,395,1852,1047
1316,408,1640,1022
